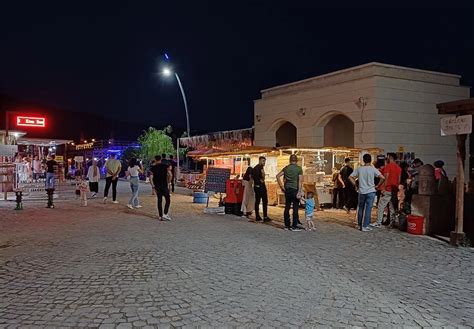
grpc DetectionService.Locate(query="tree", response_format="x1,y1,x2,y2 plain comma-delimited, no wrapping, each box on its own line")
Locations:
138,127,175,166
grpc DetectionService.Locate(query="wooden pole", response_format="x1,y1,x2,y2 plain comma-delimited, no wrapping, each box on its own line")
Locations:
451,134,467,246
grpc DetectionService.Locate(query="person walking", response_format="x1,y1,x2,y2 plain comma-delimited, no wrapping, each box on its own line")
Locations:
103,154,121,204
340,158,354,213
277,154,303,231
252,156,271,222
126,158,143,209
87,160,100,198
240,166,255,218
349,154,385,232
373,153,401,228
150,155,172,220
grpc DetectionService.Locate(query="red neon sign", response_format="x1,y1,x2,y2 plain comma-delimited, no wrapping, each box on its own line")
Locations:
16,116,46,128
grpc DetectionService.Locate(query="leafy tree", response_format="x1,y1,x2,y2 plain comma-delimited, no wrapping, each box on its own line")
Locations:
138,127,175,167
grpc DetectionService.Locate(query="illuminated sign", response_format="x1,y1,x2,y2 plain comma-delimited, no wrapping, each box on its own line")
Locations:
16,116,46,127
75,142,95,150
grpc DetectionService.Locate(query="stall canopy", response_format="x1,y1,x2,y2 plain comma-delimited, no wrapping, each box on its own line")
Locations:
180,128,253,150
16,137,73,146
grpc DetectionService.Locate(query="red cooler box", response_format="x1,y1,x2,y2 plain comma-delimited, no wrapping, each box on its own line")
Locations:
226,179,244,204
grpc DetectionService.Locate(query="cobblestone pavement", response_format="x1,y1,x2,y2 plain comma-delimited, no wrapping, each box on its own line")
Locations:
1,181,473,328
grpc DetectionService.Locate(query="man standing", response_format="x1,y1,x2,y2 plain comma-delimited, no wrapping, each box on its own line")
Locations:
169,155,177,193
44,155,57,209
103,153,121,204
340,157,354,213
252,156,271,222
349,154,385,232
150,155,172,220
277,154,303,231
373,153,401,228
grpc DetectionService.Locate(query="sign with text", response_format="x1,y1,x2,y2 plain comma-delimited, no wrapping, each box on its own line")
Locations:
55,155,64,162
440,115,472,136
16,116,46,128
0,145,18,156
205,167,231,193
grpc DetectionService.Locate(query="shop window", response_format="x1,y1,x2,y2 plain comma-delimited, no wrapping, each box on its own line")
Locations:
324,115,354,147
276,122,297,147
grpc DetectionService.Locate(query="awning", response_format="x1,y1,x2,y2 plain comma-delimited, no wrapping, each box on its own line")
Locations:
16,137,73,147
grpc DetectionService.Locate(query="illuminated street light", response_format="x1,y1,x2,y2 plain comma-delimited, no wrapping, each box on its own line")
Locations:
161,54,190,137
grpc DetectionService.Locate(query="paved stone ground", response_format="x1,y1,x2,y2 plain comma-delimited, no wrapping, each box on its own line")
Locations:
1,181,473,328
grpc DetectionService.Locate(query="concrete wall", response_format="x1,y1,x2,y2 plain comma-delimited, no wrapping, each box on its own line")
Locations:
254,63,470,177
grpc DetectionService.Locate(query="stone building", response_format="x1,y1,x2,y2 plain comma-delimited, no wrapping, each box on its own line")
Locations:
254,62,470,176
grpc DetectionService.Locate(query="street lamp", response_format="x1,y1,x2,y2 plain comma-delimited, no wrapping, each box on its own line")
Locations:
161,63,190,138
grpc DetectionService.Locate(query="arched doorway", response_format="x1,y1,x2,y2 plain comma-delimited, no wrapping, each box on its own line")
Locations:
323,115,354,147
276,122,297,147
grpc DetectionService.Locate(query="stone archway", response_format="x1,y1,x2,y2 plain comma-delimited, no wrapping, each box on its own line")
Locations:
323,114,354,147
276,121,297,147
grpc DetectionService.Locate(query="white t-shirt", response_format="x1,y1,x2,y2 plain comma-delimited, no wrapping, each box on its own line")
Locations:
350,165,382,194
128,165,140,177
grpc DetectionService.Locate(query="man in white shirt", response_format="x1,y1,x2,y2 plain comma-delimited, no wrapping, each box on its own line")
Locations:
349,154,385,232
103,154,121,204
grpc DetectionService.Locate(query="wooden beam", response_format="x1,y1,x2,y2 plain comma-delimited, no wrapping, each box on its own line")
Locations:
437,98,474,115
451,134,467,246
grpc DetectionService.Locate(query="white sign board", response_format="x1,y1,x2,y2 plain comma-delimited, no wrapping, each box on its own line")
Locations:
441,115,472,136
0,145,18,156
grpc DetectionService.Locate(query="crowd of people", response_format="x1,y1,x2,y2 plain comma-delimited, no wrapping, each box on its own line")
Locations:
238,153,448,232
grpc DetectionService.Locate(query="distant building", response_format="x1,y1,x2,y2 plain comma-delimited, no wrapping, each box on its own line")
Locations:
254,62,470,176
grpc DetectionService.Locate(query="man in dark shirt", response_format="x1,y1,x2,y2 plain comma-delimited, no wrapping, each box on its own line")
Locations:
252,156,271,222
150,155,172,220
44,155,58,208
339,157,354,213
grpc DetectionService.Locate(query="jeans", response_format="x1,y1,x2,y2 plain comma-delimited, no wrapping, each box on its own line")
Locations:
332,188,343,209
45,172,55,189
155,186,171,217
104,176,118,201
128,177,140,207
357,192,376,229
376,192,395,225
284,188,299,228
254,184,268,219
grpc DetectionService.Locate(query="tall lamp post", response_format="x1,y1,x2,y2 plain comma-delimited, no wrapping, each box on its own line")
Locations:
161,54,191,174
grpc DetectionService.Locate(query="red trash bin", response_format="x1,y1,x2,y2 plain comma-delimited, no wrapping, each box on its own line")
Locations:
407,215,424,235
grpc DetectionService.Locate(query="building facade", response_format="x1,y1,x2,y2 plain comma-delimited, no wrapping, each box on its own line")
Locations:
254,62,470,176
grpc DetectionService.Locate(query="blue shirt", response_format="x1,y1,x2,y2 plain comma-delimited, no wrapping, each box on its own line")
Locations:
305,198,315,215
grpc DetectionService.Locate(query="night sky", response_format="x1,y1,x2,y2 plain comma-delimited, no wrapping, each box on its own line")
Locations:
1,2,474,134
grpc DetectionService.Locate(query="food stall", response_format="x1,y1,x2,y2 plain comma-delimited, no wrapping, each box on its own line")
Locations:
191,146,384,207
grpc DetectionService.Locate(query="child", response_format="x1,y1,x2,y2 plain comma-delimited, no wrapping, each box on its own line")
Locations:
79,176,89,206
301,191,316,231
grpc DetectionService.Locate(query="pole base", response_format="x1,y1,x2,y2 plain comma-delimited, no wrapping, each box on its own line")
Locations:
450,231,466,246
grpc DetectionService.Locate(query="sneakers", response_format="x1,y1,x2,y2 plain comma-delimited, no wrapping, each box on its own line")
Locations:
162,214,172,221
369,223,382,228
91,192,97,198
112,200,119,204
283,227,291,231
263,217,272,222
291,227,302,232
361,227,373,232
127,204,134,209
255,217,263,222
103,197,107,204
134,205,142,209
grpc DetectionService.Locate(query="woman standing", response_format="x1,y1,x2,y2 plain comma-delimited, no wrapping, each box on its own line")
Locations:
240,167,255,218
127,158,143,209
87,160,100,198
